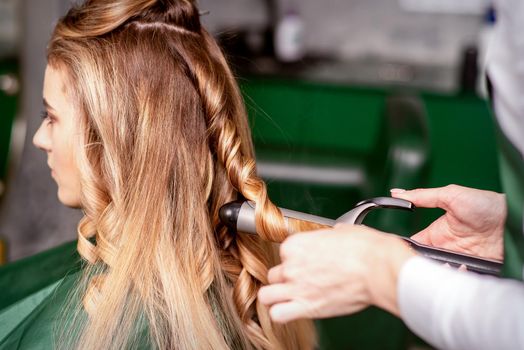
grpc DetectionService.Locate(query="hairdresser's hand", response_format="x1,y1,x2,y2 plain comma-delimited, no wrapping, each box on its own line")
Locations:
391,185,506,261
258,225,415,323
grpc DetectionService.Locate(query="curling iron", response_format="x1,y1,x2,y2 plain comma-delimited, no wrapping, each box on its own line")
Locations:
219,197,502,276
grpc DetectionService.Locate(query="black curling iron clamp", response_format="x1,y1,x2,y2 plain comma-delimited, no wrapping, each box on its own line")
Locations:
219,197,502,277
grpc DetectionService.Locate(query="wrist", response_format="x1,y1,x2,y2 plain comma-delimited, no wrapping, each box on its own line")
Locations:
366,235,416,316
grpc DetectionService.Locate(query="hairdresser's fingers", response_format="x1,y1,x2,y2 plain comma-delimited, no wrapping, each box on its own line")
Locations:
267,264,285,284
269,301,307,323
258,284,294,306
409,230,432,245
391,187,450,210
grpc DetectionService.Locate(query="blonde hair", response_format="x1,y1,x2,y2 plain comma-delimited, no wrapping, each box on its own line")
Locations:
48,1,321,349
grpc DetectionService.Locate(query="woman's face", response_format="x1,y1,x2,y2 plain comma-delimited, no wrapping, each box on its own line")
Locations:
33,65,82,208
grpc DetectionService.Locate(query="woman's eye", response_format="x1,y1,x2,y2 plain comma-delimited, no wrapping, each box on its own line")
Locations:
40,110,53,124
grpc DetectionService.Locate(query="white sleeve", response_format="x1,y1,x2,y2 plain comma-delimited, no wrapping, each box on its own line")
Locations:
398,256,524,350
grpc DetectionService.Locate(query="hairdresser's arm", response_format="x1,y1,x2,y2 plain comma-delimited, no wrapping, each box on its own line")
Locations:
399,256,524,350
259,225,415,318
259,228,524,350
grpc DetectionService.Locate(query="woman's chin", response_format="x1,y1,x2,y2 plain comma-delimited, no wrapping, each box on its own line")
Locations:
57,188,82,208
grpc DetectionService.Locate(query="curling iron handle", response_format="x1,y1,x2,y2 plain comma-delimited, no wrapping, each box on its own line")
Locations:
401,237,502,276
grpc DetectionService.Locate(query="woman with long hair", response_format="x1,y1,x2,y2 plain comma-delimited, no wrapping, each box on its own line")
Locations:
3,0,320,349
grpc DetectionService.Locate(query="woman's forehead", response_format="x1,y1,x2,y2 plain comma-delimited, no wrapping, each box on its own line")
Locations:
43,65,69,110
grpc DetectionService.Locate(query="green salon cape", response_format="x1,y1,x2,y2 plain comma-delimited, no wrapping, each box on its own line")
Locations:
0,241,81,349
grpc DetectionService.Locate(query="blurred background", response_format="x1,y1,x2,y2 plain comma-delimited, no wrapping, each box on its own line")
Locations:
0,0,501,349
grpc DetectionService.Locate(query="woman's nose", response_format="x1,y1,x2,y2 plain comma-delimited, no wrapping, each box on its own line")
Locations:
33,122,51,152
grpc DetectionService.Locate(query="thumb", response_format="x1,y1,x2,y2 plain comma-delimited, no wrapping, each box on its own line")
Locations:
390,187,450,210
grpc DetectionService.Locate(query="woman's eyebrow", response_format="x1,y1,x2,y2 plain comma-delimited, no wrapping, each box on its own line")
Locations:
43,98,56,111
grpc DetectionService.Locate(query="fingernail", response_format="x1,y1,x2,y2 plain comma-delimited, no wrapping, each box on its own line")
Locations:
390,188,406,194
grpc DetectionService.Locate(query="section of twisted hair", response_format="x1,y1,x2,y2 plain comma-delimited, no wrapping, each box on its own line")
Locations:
191,34,321,349
51,0,320,349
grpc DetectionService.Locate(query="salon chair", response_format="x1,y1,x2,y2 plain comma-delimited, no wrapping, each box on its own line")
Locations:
366,93,430,236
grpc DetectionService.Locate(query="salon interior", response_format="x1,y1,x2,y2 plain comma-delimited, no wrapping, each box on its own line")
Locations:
0,0,503,349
